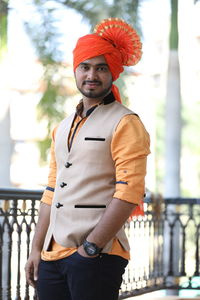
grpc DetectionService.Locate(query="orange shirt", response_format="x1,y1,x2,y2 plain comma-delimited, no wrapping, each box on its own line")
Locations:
41,99,150,261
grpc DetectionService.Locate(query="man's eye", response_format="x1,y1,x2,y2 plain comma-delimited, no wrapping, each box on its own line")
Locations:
97,67,107,71
80,65,89,70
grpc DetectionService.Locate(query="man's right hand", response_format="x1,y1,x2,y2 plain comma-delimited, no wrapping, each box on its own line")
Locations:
25,251,41,288
24,203,51,288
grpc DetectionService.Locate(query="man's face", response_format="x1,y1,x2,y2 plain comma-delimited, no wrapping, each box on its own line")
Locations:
75,55,113,99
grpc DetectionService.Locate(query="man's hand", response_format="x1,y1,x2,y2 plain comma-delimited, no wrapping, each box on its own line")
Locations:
86,198,136,251
24,202,51,288
25,250,41,288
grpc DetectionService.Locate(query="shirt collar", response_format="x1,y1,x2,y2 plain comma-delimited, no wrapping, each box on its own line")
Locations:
76,92,115,117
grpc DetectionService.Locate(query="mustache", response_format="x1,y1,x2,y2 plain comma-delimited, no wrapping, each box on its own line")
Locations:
83,80,101,85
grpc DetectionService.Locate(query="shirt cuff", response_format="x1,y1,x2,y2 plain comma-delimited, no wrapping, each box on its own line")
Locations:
113,190,143,205
41,188,54,205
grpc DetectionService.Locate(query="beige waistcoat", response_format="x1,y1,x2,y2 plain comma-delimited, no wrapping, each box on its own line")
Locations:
43,101,136,253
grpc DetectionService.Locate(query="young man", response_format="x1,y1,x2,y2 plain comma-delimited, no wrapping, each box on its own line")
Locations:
25,18,150,300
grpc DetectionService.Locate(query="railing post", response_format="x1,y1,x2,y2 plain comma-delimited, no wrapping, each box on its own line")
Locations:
0,200,12,300
163,200,180,295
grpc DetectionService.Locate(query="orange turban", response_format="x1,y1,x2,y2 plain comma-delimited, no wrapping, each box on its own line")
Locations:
73,18,142,103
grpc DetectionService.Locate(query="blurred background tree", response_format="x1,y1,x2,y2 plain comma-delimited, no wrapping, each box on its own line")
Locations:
0,0,12,186
24,0,200,196
164,0,200,197
2,0,199,196
164,0,181,198
0,0,8,60
25,0,182,196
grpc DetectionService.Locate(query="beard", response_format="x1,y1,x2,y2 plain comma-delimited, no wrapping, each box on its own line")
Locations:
76,79,112,99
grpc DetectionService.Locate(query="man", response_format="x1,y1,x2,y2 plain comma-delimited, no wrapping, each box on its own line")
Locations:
25,18,150,300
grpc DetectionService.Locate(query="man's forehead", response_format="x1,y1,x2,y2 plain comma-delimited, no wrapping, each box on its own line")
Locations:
80,55,107,65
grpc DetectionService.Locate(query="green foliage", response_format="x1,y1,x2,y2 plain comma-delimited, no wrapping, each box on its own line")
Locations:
0,0,8,60
169,0,178,50
60,0,141,32
155,98,165,194
37,138,51,164
23,1,73,161
24,2,63,64
60,0,109,27
35,62,75,161
37,73,66,128
24,4,75,160
108,0,141,33
169,0,199,50
181,101,200,196
25,0,200,198
182,103,200,153
115,71,130,107
0,0,8,13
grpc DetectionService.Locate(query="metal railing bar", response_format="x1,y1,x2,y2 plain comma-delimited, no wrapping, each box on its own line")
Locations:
0,188,43,200
165,198,200,204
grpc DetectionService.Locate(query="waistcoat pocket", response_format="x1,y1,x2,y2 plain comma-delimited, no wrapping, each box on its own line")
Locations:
85,137,105,141
74,204,106,208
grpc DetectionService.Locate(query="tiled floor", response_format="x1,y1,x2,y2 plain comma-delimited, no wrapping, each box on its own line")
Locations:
130,297,200,300
128,295,200,300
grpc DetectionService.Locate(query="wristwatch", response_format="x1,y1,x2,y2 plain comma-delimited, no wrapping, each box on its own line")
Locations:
83,239,102,256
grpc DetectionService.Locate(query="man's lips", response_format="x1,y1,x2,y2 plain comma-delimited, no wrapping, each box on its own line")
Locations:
83,81,101,88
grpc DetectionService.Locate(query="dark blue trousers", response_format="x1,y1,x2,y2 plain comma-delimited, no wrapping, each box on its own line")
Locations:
36,252,128,300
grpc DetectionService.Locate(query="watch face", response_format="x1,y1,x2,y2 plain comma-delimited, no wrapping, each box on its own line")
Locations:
87,245,96,255
83,240,100,256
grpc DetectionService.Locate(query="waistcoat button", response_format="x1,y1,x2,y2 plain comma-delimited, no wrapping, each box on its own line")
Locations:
56,202,63,208
65,162,72,168
60,182,67,188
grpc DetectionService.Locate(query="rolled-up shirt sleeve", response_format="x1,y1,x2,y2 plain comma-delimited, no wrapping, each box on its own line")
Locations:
112,114,150,204
41,128,57,205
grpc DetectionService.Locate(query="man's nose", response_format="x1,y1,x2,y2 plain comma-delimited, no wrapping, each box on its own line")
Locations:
86,68,98,80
